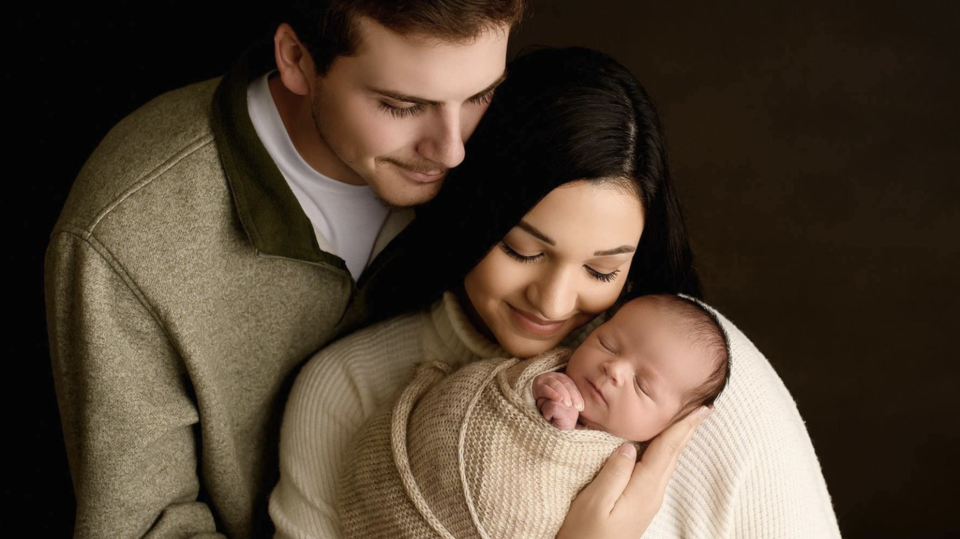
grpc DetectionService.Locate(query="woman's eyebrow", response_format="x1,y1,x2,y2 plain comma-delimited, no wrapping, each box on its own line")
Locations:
518,221,636,256
594,245,636,256
518,221,555,245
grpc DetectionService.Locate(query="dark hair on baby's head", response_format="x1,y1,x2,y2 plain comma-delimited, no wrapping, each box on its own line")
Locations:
646,294,731,419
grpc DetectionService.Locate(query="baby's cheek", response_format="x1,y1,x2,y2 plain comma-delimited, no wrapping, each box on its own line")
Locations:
577,402,598,427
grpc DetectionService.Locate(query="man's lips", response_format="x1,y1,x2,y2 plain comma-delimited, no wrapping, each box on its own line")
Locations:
399,167,446,183
387,160,447,183
508,305,567,337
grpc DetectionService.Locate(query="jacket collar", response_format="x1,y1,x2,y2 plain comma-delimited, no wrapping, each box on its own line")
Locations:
211,42,347,267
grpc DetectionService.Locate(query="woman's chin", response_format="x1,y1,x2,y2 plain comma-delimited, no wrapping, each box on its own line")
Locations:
497,333,565,359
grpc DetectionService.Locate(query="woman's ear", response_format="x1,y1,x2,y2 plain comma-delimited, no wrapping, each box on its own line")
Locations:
273,22,314,96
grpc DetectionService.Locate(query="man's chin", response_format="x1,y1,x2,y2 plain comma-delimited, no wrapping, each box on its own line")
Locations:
371,180,444,209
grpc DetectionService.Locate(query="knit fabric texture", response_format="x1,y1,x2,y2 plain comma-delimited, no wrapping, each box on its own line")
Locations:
45,43,408,538
272,294,842,538
339,350,627,539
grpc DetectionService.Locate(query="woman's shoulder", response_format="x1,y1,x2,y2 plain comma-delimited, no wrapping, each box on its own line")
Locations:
663,302,841,537
691,303,820,460
714,310,802,419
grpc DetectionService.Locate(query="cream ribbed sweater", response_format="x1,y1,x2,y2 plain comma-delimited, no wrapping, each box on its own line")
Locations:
269,294,841,538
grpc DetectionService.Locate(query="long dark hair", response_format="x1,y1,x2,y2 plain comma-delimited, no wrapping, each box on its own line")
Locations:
368,46,701,318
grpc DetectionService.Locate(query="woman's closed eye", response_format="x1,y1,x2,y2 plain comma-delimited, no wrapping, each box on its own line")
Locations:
501,242,624,283
586,266,620,283
499,242,544,263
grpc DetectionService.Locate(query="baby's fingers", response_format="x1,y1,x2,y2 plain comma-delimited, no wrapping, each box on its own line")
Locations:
534,375,571,406
546,379,576,408
541,400,579,430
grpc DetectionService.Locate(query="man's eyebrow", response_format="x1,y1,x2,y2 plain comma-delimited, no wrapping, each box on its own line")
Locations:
368,71,507,108
517,221,555,246
369,87,440,107
469,72,507,101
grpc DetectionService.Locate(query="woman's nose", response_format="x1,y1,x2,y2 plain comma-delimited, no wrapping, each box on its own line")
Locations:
527,265,577,320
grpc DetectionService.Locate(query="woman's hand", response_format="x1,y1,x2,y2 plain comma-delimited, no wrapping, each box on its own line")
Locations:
556,406,713,539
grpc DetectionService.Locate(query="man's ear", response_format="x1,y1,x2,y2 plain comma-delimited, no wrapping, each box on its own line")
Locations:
274,22,315,96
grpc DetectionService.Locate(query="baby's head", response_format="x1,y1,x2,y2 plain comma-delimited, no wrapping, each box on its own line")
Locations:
566,294,730,441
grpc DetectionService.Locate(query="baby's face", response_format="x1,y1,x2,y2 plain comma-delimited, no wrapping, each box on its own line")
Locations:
565,297,714,441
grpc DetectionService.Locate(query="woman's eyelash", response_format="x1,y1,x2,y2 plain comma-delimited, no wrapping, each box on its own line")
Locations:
378,102,425,119
586,267,620,283
499,242,543,263
500,243,621,284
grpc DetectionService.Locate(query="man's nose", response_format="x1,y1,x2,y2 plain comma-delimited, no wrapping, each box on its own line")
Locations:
527,265,578,321
418,108,466,169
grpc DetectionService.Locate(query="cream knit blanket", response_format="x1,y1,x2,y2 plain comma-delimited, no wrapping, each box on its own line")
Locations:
338,349,630,539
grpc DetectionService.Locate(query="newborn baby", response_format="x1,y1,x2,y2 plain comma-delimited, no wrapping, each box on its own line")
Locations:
339,294,730,539
535,293,730,441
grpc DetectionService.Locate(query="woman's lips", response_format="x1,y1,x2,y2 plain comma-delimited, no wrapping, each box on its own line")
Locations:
508,305,567,337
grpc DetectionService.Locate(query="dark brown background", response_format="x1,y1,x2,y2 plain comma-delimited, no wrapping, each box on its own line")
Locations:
10,1,958,537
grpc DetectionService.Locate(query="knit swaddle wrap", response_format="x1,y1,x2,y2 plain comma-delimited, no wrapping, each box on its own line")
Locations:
338,349,629,539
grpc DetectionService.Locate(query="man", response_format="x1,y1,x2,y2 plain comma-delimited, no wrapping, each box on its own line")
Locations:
44,1,524,537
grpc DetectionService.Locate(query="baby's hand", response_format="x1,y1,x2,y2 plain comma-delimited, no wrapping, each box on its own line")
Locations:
533,372,584,431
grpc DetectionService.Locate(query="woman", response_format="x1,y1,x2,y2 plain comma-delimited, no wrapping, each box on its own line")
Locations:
270,47,840,539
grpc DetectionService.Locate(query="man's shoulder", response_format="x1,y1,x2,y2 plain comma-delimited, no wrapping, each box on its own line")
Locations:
54,77,225,237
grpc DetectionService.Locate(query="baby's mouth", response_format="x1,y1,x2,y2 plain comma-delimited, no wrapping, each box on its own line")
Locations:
587,379,607,404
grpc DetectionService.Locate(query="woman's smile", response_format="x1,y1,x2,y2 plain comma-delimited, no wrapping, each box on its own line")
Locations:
508,304,569,337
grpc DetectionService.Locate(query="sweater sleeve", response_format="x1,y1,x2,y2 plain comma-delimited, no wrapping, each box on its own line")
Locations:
649,311,842,539
729,413,842,539
269,316,425,539
722,332,842,539
45,231,224,538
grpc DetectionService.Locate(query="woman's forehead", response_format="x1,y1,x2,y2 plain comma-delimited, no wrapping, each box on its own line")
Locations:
518,181,644,250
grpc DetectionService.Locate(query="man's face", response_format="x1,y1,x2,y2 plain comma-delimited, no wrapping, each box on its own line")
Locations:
306,17,509,207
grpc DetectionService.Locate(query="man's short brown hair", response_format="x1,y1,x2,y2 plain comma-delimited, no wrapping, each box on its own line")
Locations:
286,0,528,75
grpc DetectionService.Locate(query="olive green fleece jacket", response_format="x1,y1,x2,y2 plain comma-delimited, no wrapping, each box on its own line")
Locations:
44,44,410,538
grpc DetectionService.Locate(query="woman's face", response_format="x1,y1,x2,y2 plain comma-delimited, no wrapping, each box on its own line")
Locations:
463,180,645,358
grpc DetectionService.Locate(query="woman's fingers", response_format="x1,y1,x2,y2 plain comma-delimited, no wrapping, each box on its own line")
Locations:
623,406,713,505
558,407,711,539
578,443,638,508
